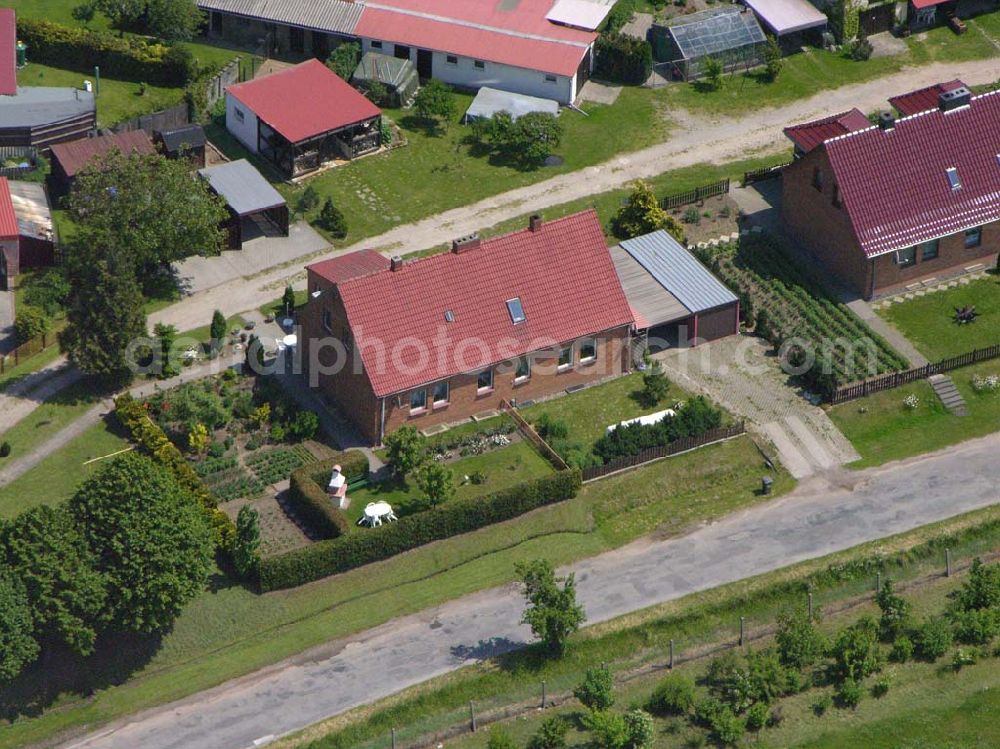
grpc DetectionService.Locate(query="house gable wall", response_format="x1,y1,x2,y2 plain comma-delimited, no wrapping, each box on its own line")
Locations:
225,92,260,154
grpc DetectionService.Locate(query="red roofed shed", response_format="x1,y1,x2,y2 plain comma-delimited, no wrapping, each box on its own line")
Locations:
48,130,156,197
301,210,636,444
0,177,19,289
225,60,382,178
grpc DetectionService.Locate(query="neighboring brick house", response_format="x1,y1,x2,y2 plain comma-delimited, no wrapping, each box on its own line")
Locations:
782,86,1000,299
300,210,635,445
782,88,1000,299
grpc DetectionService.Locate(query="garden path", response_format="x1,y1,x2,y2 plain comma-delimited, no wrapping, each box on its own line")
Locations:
844,298,930,367
0,357,79,433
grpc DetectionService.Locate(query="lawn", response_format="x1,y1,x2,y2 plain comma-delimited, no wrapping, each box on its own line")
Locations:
0,380,102,469
827,359,1000,468
0,419,127,519
0,434,789,749
660,20,998,117
879,274,1000,361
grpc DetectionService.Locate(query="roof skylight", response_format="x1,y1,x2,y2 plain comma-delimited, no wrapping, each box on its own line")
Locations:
506,297,526,324
946,167,961,191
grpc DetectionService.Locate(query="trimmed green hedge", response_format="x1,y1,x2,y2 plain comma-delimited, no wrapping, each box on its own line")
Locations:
288,454,369,540
259,469,583,591
114,393,237,553
594,33,652,85
17,18,198,86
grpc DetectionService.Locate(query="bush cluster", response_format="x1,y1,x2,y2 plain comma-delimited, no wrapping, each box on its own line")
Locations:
114,393,237,553
594,33,653,85
593,396,723,462
17,18,199,86
259,469,582,591
287,454,370,540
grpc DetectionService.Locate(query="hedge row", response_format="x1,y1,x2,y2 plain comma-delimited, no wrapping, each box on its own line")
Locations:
115,393,237,552
287,454,370,540
259,469,583,591
18,18,199,86
594,33,653,85
593,396,724,462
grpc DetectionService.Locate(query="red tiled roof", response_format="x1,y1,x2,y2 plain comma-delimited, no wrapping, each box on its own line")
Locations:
888,79,967,116
226,59,381,144
0,177,17,239
307,248,389,284
355,6,592,77
825,91,1000,258
911,0,951,9
783,108,871,153
49,131,156,178
334,210,634,397
0,9,14,97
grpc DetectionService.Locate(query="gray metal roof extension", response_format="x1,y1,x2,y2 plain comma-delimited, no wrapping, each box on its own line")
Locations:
464,86,560,122
159,124,206,152
0,87,95,129
610,244,689,328
198,159,286,217
196,0,363,35
8,180,53,241
667,7,765,61
619,230,738,315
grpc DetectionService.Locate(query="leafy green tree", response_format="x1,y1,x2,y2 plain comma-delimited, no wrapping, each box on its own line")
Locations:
22,268,71,316
775,606,826,669
649,673,696,715
875,579,911,641
763,35,783,81
210,309,227,352
487,725,518,749
326,41,361,81
233,505,261,579
414,79,456,131
527,715,569,749
384,425,426,478
415,460,454,507
834,677,863,708
574,665,615,711
702,56,723,90
14,305,50,344
641,358,670,406
318,198,348,239
611,180,684,242
143,0,202,41
361,79,390,107
68,150,227,283
288,410,320,441
69,452,213,633
623,708,655,749
829,616,882,682
490,112,563,167
745,701,769,732
955,558,1000,611
516,558,586,656
282,284,297,317
154,322,180,378
0,574,39,682
912,616,953,661
60,253,148,386
72,2,98,25
93,0,144,30
583,709,628,749
0,506,106,656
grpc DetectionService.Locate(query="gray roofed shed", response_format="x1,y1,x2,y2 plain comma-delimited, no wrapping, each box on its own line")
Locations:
196,0,363,35
198,159,285,216
464,87,560,122
0,87,95,129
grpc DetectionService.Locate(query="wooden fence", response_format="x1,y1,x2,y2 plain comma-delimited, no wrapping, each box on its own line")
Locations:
0,145,39,179
500,400,569,471
0,333,53,374
829,344,1000,404
581,422,746,482
662,178,730,210
742,162,791,186
112,101,190,136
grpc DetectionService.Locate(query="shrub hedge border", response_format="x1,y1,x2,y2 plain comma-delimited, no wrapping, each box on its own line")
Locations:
259,469,583,591
114,392,237,553
288,454,370,540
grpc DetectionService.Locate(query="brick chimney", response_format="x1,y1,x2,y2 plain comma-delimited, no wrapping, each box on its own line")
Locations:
939,86,972,112
877,110,895,131
451,233,480,254
390,255,404,271
529,214,543,232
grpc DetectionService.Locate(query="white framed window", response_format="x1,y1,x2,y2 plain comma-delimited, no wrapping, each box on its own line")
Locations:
896,246,916,267
233,106,245,124
544,74,557,83
514,356,530,383
579,337,597,363
477,368,494,391
432,381,449,406
474,60,485,70
370,40,383,49
410,389,427,412
446,54,458,65
558,346,573,370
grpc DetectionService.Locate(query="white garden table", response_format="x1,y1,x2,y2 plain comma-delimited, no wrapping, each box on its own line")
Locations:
358,501,398,528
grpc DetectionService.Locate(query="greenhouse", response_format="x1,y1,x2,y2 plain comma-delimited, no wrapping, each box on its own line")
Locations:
351,52,419,108
654,6,768,81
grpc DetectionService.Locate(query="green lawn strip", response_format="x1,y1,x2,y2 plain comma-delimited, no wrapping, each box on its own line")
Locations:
879,275,1000,361
176,314,249,347
16,62,184,129
0,436,781,748
0,380,101,460
0,344,63,393
279,506,1000,749
0,420,127,519
827,360,1000,469
259,289,309,320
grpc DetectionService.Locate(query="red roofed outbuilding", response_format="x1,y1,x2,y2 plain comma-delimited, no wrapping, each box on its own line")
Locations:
782,86,1000,300
48,130,156,197
301,210,635,444
225,59,382,178
0,177,20,289
783,108,872,157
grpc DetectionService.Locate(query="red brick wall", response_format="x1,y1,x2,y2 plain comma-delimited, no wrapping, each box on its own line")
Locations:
694,303,739,343
301,266,633,444
1,238,19,281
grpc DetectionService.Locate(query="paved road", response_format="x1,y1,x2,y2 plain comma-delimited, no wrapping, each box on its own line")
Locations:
63,431,1000,749
150,58,1000,333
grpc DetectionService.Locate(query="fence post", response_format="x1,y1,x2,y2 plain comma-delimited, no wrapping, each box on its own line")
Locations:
739,616,745,647
542,680,546,708
876,571,881,595
669,639,674,668
391,728,397,749
808,592,813,621
946,548,952,577
470,701,477,733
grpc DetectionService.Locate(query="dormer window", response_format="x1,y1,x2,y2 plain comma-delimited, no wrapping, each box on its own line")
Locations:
946,167,961,191
506,297,526,324
444,310,455,323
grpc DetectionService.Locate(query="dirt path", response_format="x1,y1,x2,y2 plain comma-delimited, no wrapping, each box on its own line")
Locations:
151,58,1000,332
0,357,79,434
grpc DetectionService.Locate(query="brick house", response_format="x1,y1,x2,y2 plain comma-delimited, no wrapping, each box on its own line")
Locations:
782,86,1000,299
300,210,635,445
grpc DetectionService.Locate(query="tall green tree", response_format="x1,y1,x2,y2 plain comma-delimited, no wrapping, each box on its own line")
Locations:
415,461,454,507
775,606,826,669
516,558,586,656
143,0,202,41
93,0,145,30
875,579,911,640
69,452,213,634
318,198,348,239
68,150,227,284
384,425,426,478
326,42,361,81
282,284,297,317
59,253,148,385
0,574,39,682
233,505,261,579
763,35,783,81
210,309,227,354
154,322,180,378
611,180,684,242
414,80,456,132
489,112,563,167
702,56,723,90
1,506,106,656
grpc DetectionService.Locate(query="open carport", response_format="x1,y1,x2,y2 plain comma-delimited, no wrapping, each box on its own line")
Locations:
198,159,289,250
611,229,739,350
